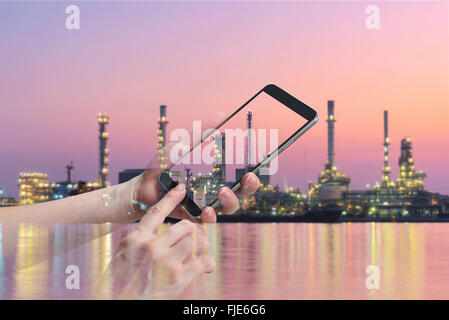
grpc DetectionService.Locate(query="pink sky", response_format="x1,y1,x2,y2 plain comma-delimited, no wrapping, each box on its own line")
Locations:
0,1,447,196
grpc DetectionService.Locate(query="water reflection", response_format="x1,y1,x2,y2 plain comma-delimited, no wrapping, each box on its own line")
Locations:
0,223,447,299
0,224,4,298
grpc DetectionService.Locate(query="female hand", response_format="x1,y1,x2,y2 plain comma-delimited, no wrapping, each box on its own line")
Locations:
102,183,214,299
130,167,260,223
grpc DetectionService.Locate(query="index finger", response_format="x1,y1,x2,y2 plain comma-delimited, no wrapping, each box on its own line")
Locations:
138,183,186,233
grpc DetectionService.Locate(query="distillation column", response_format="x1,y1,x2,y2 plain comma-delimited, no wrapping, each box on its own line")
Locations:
382,110,392,187
98,113,109,188
158,105,169,170
247,110,253,167
327,101,335,169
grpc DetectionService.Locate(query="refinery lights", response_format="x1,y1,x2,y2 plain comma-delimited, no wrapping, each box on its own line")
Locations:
17,172,52,205
98,112,110,188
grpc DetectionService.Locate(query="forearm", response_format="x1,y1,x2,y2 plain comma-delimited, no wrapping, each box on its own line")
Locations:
0,178,144,272
0,177,142,225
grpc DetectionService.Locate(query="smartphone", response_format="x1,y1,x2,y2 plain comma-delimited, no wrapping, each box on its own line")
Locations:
159,84,318,218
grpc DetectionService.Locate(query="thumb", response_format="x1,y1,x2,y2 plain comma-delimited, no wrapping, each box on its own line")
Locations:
138,183,186,233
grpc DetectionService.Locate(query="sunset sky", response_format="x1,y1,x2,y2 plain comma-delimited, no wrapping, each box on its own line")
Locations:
0,1,448,197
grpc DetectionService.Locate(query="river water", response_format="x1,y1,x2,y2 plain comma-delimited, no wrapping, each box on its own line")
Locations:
1,222,448,299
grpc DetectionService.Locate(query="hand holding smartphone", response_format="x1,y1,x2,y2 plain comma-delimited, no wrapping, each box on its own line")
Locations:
159,84,318,219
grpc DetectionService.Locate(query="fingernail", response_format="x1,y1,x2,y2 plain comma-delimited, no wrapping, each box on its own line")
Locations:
175,183,185,191
218,187,230,198
204,207,214,215
247,172,256,183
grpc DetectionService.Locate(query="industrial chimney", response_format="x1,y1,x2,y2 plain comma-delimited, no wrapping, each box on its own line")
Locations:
247,110,253,166
97,113,109,188
327,101,335,168
382,110,392,187
311,100,350,205
158,105,168,150
158,105,169,170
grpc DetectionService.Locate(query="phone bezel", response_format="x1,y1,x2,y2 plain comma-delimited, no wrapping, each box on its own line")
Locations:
159,84,319,218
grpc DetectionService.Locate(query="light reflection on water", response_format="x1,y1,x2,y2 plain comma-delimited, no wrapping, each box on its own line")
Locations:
1,222,449,299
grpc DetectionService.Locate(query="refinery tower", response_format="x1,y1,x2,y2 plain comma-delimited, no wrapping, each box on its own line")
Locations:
381,110,393,188
98,113,109,188
374,111,426,192
311,100,350,202
396,137,426,191
158,105,169,171
213,132,226,184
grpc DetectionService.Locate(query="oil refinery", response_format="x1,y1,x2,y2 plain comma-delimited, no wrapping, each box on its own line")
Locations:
309,101,350,209
2,101,449,222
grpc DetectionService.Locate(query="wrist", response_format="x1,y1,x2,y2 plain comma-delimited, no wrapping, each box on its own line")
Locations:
95,177,144,224
123,175,147,222
129,174,148,217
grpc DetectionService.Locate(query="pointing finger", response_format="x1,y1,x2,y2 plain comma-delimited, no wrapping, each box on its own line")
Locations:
138,183,186,233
